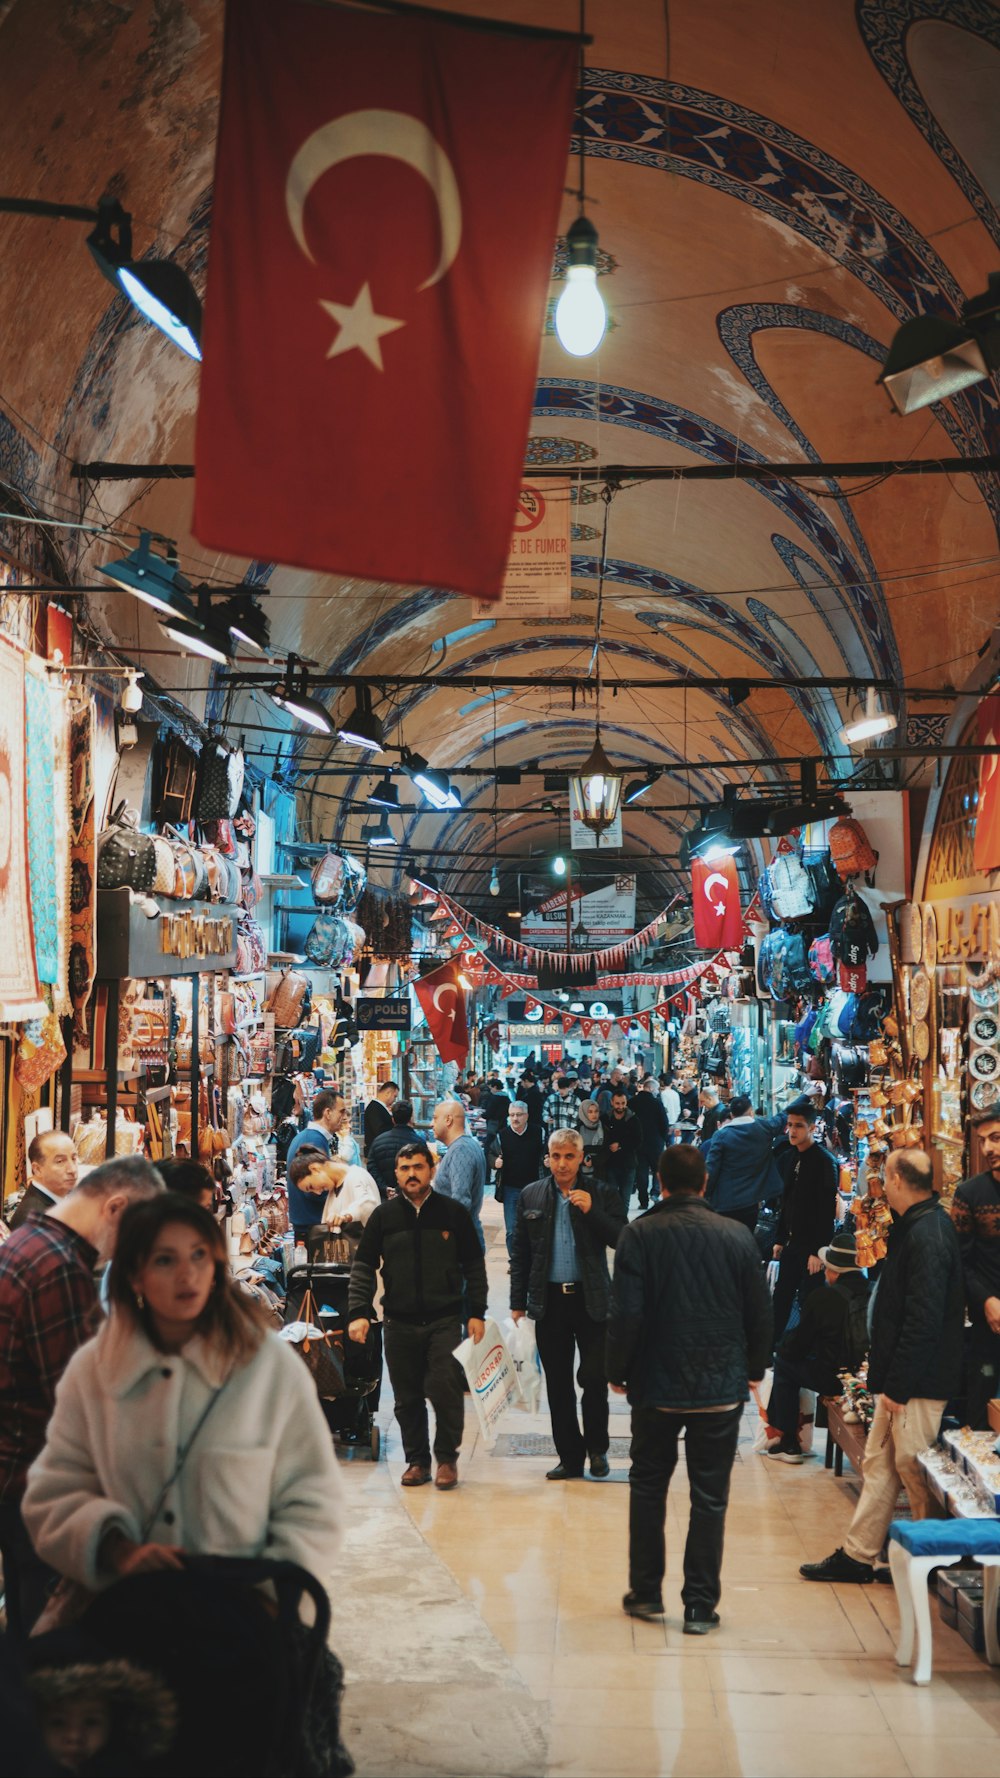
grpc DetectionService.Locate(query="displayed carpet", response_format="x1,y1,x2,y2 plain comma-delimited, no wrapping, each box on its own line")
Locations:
24,656,59,988
69,697,97,1047
0,634,44,1021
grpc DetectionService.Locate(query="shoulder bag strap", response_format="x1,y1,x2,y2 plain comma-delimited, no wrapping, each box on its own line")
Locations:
140,1373,231,1539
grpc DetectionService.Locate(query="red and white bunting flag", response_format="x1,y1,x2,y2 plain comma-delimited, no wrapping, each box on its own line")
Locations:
561,1013,576,1033
442,921,461,939
634,1011,651,1032
616,1019,631,1036
499,981,517,1000
597,1019,613,1039
579,1018,594,1037
523,996,540,1015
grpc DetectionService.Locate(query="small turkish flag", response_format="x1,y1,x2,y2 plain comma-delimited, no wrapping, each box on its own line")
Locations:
195,0,577,597
691,857,743,949
413,960,468,1066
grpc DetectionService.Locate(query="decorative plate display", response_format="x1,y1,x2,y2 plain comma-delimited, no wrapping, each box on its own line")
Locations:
910,970,930,1022
969,976,1000,1010
911,1019,931,1061
902,902,922,965
971,1078,1000,1109
922,904,937,973
969,1046,1000,1082
971,1012,999,1046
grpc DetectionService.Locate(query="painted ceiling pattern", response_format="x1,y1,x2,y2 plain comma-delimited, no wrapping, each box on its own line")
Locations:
0,0,996,914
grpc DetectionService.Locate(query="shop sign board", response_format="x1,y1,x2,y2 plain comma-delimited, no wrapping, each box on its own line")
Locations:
505,1022,563,1038
357,996,411,1031
468,481,571,619
928,893,1000,963
569,791,623,851
522,876,636,948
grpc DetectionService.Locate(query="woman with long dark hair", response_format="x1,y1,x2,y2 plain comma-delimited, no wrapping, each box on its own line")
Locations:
24,1193,343,1589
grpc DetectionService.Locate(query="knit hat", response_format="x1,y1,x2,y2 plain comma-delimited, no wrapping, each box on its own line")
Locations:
817,1231,863,1273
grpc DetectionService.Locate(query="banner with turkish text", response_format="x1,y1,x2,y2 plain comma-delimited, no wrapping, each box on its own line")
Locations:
195,0,577,596
691,856,743,949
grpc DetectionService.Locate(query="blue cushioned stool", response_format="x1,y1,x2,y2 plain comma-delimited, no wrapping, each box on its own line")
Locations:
887,1518,1000,1685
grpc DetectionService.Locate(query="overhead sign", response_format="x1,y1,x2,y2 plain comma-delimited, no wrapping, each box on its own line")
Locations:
357,997,411,1031
469,480,571,618
522,876,636,949
505,1023,563,1038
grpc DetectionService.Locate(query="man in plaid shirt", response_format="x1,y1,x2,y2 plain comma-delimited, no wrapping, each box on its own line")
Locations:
0,1155,162,1640
544,1076,580,1142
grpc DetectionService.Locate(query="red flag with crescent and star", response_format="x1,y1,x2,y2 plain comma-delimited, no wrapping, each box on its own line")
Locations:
691,856,743,949
194,0,578,597
412,960,468,1066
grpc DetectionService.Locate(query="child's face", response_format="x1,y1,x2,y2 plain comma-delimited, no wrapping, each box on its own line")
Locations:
42,1696,111,1769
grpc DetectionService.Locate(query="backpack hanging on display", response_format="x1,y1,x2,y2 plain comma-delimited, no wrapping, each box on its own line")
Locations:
311,851,346,905
96,803,157,893
804,850,843,920
829,817,878,882
830,891,879,966
768,853,815,921
265,968,311,1029
194,739,235,823
808,934,835,984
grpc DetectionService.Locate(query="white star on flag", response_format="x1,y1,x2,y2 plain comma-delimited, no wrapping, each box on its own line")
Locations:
320,282,405,370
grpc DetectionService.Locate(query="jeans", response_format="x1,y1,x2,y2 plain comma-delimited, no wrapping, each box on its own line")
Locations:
609,1167,636,1217
772,1247,824,1346
628,1404,743,1610
0,1497,57,1646
502,1191,520,1260
383,1316,466,1467
535,1286,609,1470
768,1352,825,1440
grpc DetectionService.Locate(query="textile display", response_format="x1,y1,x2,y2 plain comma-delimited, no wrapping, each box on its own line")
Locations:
0,634,44,1021
14,1000,66,1092
50,679,72,1016
69,699,97,1047
24,656,60,987
195,0,577,598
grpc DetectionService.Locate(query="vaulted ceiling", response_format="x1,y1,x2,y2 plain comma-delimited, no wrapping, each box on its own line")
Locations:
0,0,997,922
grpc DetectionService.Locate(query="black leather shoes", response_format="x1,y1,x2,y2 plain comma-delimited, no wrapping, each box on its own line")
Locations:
623,1591,664,1620
682,1607,720,1635
589,1452,610,1479
546,1462,584,1480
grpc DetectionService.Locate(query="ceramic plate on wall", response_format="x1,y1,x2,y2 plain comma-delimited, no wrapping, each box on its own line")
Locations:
969,1047,1000,1082
910,970,930,1022
911,1019,930,1061
922,905,937,974
971,1012,999,1046
971,1078,1000,1109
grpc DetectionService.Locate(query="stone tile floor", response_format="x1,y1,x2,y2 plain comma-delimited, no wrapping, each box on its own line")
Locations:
330,1199,999,1777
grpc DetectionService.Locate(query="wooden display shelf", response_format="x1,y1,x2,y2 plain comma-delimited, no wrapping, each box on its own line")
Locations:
73,1069,140,1084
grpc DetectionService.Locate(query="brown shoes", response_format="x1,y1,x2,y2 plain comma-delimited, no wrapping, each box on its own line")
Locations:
434,1461,458,1491
401,1463,432,1487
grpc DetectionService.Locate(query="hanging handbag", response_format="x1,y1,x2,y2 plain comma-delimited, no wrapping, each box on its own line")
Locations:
311,851,345,905
265,968,311,1030
96,803,158,893
151,833,177,896
194,739,236,823
292,1287,347,1400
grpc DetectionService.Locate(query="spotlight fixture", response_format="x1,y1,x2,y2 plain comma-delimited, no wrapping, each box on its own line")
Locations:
366,773,401,811
120,668,144,714
86,198,202,359
98,531,198,621
269,661,333,734
489,864,501,897
361,810,395,848
878,273,1000,415
841,688,898,746
160,589,234,665
508,909,522,920
337,685,384,753
217,592,270,654
570,726,622,835
623,773,657,805
400,747,461,810
554,215,607,358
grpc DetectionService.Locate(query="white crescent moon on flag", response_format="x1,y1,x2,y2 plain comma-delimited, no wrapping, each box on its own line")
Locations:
286,108,462,290
704,872,729,900
432,983,457,1014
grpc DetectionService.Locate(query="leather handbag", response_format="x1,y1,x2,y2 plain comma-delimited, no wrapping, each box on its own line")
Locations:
265,968,311,1029
195,739,236,823
97,803,157,893
292,1288,347,1400
311,851,345,905
151,833,177,895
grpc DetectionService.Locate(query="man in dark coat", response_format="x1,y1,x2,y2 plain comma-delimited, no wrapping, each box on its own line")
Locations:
489,1101,544,1261
770,1101,839,1344
363,1081,398,1155
950,1104,1000,1427
517,1070,545,1133
510,1129,625,1481
630,1078,671,1211
801,1148,964,1583
365,1099,417,1199
601,1091,644,1215
766,1229,870,1461
607,1144,771,1631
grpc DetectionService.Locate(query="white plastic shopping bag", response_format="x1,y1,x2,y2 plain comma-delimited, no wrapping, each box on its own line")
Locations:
453,1317,523,1449
503,1315,542,1414
750,1372,774,1453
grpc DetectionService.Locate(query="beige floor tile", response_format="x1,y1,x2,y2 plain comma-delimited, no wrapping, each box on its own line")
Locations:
895,1737,1000,1777
707,1652,878,1696
550,1651,715,1692
872,1680,1000,1740
716,1729,910,1777
490,1616,559,1657
546,1686,719,1730
509,1648,555,1697
554,1613,643,1656
546,1722,736,1777
717,1689,890,1736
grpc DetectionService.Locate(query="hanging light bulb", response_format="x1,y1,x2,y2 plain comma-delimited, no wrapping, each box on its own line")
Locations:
489,864,500,897
554,216,606,358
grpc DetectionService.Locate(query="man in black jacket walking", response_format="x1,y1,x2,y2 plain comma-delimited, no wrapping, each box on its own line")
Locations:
489,1101,544,1262
510,1129,625,1481
348,1141,486,1492
607,1145,772,1631
771,1102,839,1344
630,1078,671,1210
801,1148,964,1582
602,1091,644,1215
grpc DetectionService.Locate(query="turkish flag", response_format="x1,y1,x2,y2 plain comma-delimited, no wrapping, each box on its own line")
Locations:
691,857,744,949
413,960,468,1066
974,695,1000,874
195,0,577,597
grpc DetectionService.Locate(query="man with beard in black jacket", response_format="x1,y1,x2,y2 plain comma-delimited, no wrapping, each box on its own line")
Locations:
607,1145,772,1632
801,1148,964,1583
630,1077,671,1210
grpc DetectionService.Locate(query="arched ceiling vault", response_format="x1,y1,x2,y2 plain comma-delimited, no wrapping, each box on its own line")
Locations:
0,0,997,914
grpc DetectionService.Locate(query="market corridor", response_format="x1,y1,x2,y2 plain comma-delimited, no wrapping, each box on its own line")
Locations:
332,1201,1000,1778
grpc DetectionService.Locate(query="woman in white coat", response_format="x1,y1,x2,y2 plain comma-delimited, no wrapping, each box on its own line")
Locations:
23,1192,344,1593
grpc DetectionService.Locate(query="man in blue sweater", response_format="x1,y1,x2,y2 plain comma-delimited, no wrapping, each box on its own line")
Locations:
704,1095,788,1233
